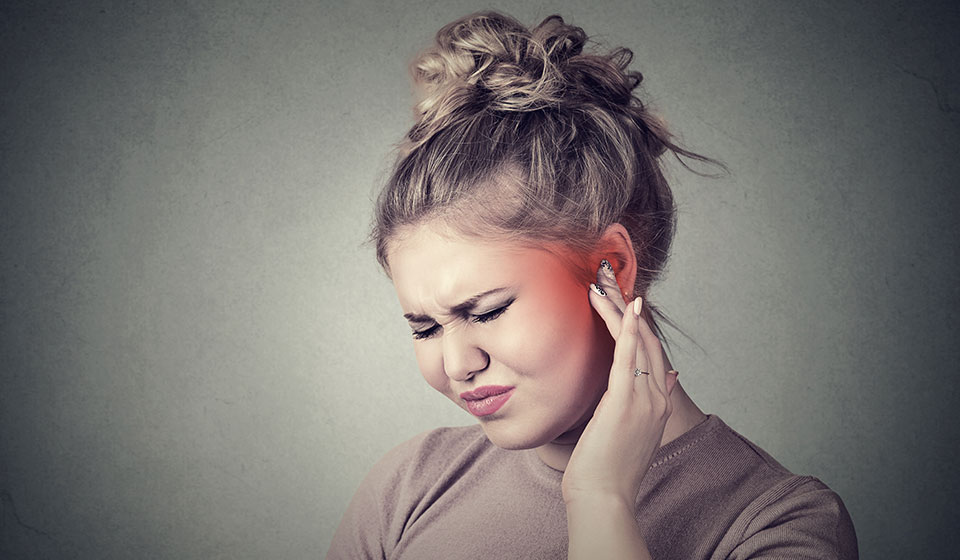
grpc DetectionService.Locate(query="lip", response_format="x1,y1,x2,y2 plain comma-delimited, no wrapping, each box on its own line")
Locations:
459,385,514,401
460,386,515,417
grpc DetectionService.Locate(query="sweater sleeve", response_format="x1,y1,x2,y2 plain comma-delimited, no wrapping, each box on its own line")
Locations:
725,477,859,560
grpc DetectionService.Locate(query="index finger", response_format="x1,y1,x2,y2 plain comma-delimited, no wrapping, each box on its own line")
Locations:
588,282,623,339
596,259,628,314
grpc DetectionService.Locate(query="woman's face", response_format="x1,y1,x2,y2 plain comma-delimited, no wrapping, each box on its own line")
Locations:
387,221,615,450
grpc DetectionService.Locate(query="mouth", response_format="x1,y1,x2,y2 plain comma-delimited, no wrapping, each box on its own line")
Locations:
460,385,515,417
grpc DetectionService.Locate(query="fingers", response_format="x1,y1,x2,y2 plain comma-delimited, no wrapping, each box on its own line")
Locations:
630,298,659,411
588,283,623,339
607,295,641,397
596,259,628,313
635,303,677,424
631,296,651,383
590,259,678,407
635,299,666,396
587,259,628,338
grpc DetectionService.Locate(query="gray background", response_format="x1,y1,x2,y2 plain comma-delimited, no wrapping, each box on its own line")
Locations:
1,0,958,558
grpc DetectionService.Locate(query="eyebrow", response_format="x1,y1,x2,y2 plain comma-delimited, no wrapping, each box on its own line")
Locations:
402,287,513,323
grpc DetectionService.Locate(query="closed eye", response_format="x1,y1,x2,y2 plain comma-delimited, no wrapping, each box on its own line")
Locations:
411,325,439,340
411,300,514,340
471,305,508,324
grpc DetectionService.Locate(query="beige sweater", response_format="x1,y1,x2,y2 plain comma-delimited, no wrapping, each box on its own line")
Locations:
327,415,857,559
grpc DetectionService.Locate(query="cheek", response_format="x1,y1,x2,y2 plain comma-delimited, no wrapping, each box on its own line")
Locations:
413,343,448,393
497,288,599,372
542,280,597,341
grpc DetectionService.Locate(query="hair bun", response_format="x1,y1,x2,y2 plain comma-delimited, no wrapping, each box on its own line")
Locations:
411,12,638,118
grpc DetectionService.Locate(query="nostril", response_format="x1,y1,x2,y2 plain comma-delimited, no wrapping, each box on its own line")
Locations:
443,347,490,381
440,328,488,373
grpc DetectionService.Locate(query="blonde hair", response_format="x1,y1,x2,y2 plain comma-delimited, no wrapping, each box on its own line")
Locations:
370,11,720,343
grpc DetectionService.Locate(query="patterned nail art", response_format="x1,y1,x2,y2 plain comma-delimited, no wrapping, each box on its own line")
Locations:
600,259,614,273
590,283,607,297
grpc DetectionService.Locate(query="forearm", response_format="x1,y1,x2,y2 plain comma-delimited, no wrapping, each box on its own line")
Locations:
565,494,652,560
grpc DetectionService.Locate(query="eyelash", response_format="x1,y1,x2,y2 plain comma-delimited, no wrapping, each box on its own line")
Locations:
411,304,511,340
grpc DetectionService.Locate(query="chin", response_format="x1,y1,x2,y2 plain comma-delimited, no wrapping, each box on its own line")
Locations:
476,417,568,450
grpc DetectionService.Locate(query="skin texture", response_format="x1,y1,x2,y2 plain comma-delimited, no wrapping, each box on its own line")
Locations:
386,219,702,456
386,220,617,453
387,219,706,559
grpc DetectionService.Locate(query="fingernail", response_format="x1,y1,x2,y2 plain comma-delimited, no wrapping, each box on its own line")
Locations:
599,259,614,276
667,369,679,377
633,296,643,316
590,283,607,297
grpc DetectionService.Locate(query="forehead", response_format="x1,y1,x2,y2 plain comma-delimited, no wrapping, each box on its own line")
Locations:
387,223,576,311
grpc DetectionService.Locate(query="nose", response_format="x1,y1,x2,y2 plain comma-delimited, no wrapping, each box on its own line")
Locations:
441,328,489,382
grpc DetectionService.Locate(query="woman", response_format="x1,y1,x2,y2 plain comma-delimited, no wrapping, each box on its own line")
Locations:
328,11,857,559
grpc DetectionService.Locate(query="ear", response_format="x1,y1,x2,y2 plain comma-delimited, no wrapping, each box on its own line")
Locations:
596,223,638,300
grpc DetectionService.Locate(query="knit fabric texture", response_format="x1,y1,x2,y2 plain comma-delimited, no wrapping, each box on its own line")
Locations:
327,414,858,559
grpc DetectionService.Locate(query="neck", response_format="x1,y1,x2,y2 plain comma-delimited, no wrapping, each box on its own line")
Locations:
534,351,707,472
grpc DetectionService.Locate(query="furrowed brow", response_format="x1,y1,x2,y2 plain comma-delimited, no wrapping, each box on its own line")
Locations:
403,287,512,323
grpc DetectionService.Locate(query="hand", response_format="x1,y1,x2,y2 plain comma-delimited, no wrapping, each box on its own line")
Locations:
560,261,679,507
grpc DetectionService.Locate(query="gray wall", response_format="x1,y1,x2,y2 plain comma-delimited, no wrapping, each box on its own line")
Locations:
1,1,957,558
